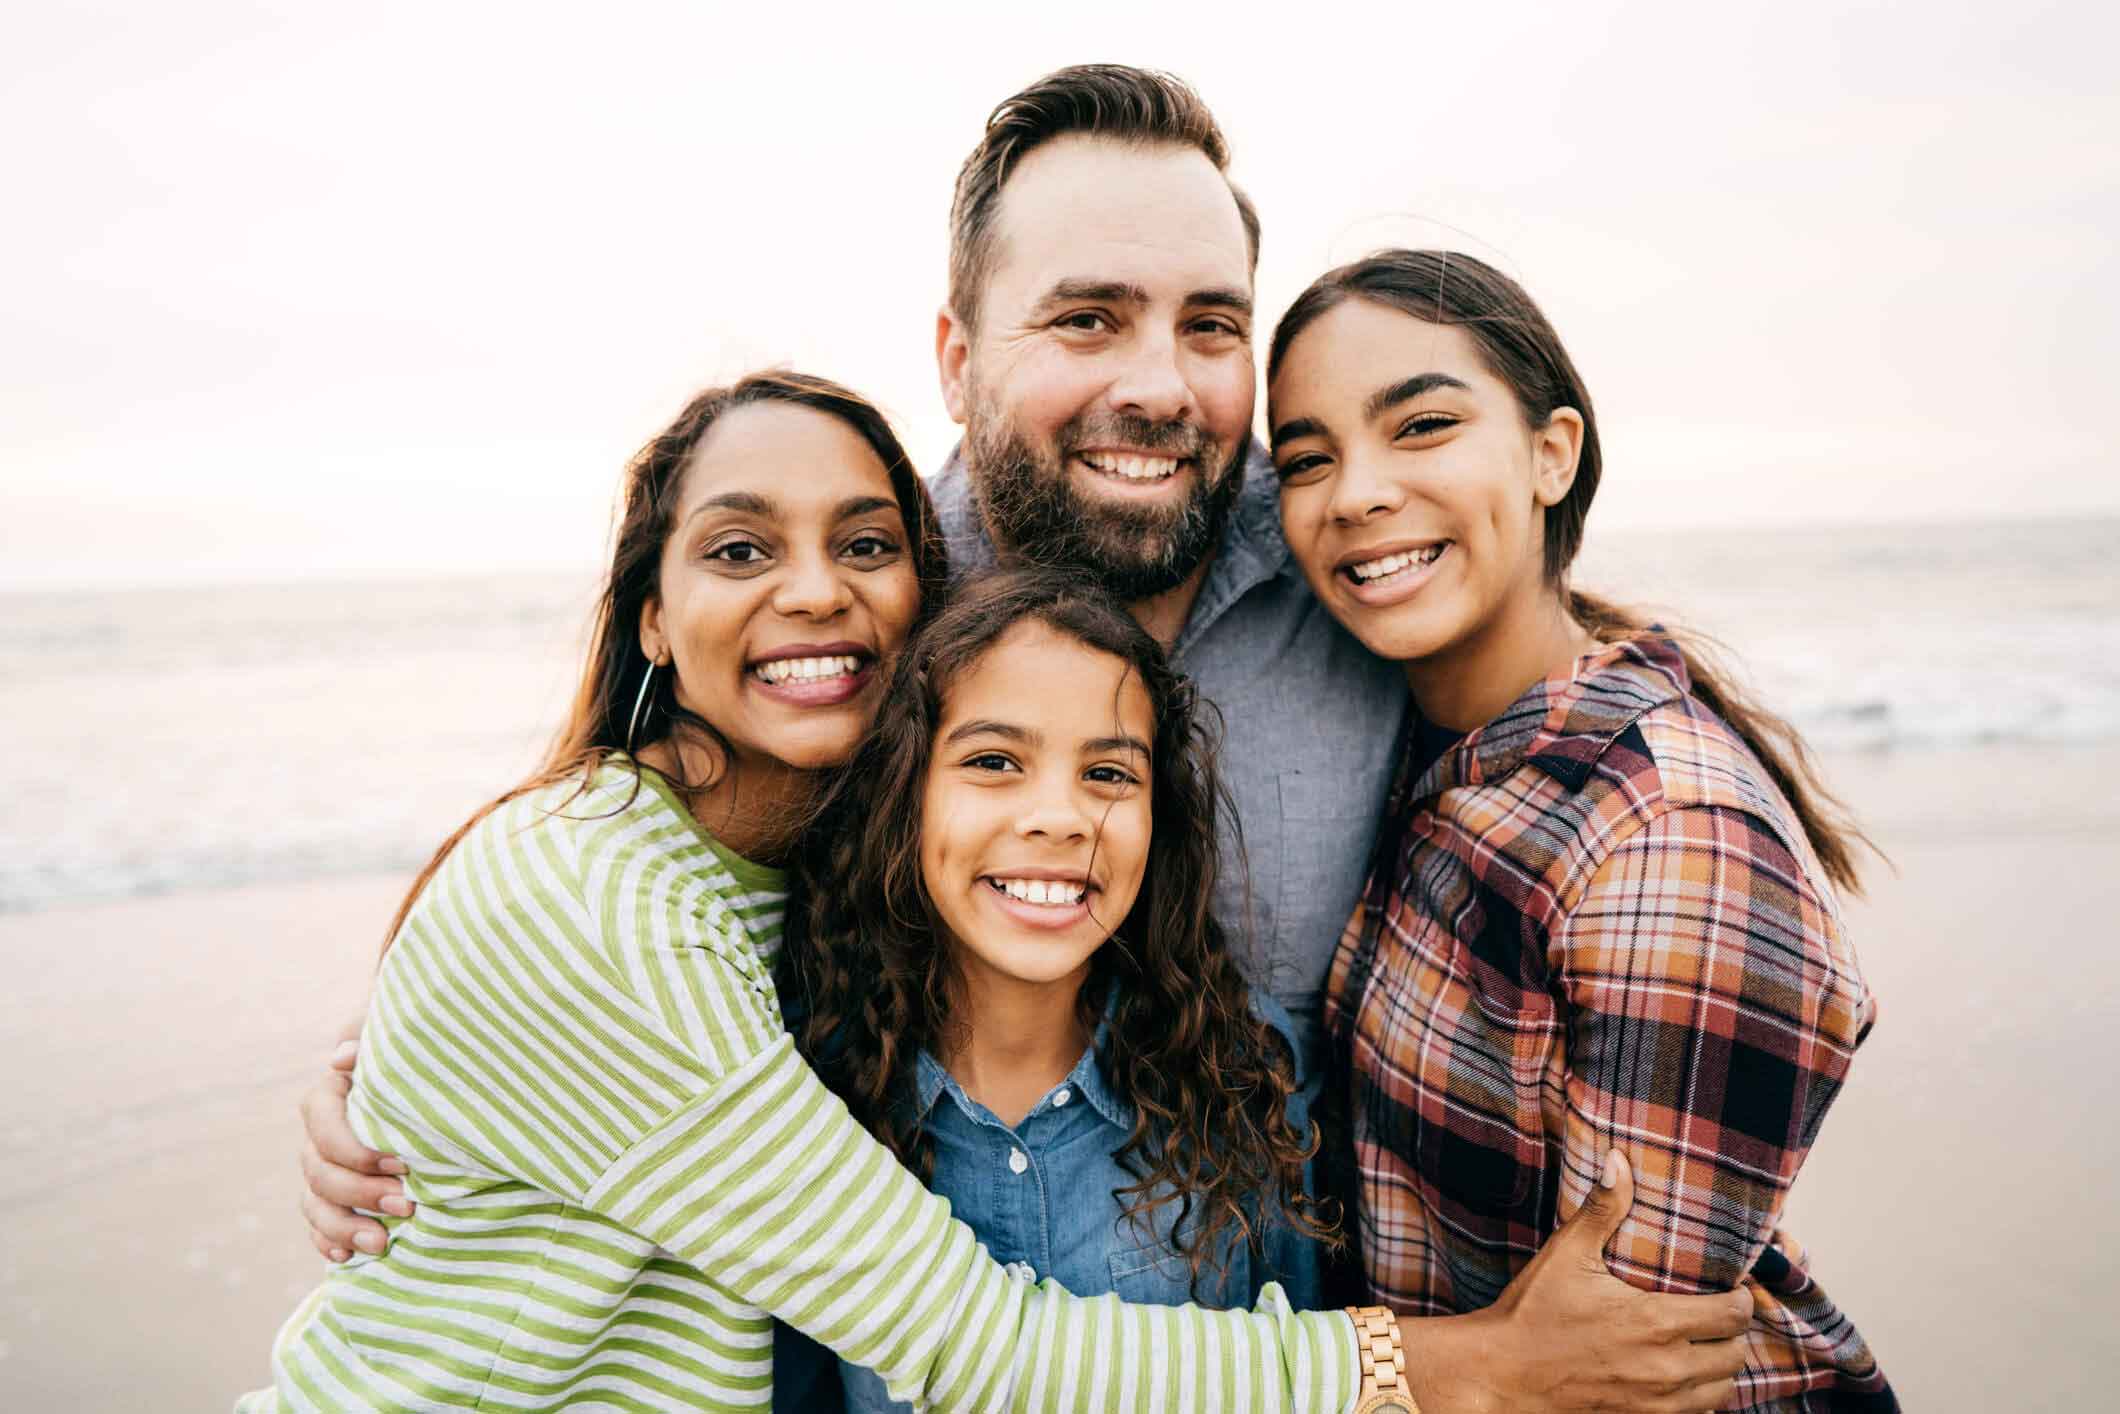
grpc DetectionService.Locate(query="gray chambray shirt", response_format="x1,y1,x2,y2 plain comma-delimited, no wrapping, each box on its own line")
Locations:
930,444,1408,1068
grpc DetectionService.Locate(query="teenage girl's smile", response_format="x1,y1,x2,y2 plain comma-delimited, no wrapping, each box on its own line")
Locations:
1334,536,1454,606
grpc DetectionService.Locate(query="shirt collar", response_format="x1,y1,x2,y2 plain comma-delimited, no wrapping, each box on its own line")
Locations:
910,988,1133,1132
1401,633,1693,806
929,439,1295,659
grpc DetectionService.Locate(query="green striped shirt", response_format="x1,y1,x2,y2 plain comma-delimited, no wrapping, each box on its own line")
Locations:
240,760,1357,1412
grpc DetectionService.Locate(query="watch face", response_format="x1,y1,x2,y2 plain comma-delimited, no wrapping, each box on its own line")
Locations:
1356,1398,1416,1414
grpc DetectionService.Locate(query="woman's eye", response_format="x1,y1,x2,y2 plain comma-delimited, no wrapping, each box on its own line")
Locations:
1085,765,1139,786
964,752,1017,773
844,533,900,559
1274,453,1329,482
1396,413,1457,439
706,539,768,564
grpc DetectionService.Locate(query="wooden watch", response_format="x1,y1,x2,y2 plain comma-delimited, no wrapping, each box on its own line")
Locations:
1346,1305,1418,1413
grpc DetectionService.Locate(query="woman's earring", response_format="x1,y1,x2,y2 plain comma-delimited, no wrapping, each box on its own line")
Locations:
627,657,662,752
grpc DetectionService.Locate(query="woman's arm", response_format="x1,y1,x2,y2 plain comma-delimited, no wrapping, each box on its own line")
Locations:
355,808,1362,1413
591,1023,1356,1411
1551,801,1876,1292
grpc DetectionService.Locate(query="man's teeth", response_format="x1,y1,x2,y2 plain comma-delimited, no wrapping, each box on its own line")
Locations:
1349,544,1447,584
989,877,1087,907
754,654,862,685
1079,451,1180,482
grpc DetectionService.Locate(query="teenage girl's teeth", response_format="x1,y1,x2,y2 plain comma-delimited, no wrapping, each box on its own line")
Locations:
989,877,1087,906
1349,544,1447,584
754,654,863,685
1079,452,1180,482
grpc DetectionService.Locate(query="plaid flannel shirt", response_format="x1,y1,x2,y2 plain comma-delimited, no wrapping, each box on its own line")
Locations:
1327,636,1895,1410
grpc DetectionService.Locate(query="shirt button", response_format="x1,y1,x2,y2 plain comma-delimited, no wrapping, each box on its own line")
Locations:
1008,1148,1029,1175
1051,1087,1071,1107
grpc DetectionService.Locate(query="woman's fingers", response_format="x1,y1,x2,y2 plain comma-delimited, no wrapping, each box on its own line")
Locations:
300,1182,387,1258
300,1069,403,1176
300,1136,411,1216
296,1047,412,1261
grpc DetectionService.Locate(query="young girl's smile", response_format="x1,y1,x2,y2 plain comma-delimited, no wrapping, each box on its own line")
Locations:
920,619,1153,993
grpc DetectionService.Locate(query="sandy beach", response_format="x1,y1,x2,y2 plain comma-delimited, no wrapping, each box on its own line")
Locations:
1,743,2112,1411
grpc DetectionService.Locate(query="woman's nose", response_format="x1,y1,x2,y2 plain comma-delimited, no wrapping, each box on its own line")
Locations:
771,551,853,619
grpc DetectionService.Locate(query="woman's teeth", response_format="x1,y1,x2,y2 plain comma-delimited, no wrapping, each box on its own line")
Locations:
1078,451,1180,482
754,654,862,685
988,877,1087,907
1348,543,1448,584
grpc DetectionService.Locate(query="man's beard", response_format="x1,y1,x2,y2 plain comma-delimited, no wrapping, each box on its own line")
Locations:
964,403,1246,602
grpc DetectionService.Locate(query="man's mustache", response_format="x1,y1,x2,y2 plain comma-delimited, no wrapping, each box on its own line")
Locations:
1059,414,1206,460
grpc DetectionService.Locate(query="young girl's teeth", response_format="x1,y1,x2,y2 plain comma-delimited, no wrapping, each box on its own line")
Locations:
1350,544,1445,583
993,878,1086,906
756,654,862,684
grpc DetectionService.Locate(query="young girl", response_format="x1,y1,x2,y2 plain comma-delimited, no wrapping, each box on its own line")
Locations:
778,569,1335,1412
238,369,1373,1413
1267,250,1896,1409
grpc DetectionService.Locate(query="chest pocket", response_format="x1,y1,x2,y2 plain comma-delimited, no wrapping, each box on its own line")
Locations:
1106,1215,1250,1308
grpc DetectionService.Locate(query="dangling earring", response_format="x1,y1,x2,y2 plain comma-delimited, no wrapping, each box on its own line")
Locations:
627,656,663,753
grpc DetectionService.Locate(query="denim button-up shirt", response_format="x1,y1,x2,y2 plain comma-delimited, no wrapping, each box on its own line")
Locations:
838,994,1323,1414
929,445,1408,1073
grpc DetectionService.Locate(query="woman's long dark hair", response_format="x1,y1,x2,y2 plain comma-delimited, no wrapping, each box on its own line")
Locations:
381,369,947,950
1269,251,1876,894
779,568,1337,1282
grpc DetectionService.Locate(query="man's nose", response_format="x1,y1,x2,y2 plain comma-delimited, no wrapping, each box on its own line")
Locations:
1104,333,1193,427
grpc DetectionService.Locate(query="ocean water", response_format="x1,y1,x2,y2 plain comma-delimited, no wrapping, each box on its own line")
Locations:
4,517,2115,913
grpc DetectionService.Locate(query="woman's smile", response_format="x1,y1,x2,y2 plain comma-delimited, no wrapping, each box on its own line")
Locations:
747,641,879,707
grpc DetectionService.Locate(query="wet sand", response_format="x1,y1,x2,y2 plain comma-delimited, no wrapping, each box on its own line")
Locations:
1,744,2112,1411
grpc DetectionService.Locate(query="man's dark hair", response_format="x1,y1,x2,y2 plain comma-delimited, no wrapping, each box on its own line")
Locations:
946,64,1261,331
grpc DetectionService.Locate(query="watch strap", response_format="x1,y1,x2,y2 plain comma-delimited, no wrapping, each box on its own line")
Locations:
1346,1304,1415,1413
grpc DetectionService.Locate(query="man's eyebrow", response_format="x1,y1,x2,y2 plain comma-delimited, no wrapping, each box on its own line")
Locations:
1364,372,1471,420
1038,279,1151,309
1083,734,1151,758
1270,416,1327,452
943,718,1040,748
1185,286,1253,318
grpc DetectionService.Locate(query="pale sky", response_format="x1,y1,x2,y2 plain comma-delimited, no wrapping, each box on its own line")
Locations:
4,0,2114,588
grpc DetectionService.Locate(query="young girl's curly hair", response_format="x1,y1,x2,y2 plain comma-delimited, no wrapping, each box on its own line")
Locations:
777,567,1338,1285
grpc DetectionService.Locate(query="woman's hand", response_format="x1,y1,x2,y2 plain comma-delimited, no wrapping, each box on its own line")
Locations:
298,1032,413,1261
1402,1151,1751,1413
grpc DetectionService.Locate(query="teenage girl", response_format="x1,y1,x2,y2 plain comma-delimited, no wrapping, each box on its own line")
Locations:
1267,250,1896,1410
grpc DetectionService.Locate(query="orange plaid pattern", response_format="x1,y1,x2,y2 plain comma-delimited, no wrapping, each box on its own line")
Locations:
1328,636,1894,1410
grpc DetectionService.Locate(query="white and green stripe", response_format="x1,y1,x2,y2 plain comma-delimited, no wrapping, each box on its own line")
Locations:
240,760,1355,1412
